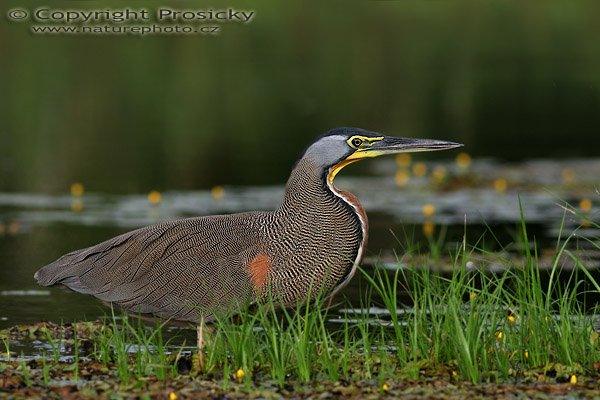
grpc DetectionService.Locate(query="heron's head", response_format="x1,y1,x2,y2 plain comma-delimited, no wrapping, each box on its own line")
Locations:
301,127,463,184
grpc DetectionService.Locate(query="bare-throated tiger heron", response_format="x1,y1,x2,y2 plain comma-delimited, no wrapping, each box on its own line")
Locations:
35,127,461,349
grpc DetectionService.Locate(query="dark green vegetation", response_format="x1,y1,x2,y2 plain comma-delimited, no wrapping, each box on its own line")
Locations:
3,1,600,193
2,209,600,398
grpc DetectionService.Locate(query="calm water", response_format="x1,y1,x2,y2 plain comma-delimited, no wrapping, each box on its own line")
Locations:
1,158,599,331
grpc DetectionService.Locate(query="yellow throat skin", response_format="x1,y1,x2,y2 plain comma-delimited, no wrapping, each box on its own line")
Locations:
328,135,387,184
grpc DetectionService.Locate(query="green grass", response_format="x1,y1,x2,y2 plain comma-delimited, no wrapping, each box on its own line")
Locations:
42,327,62,363
9,207,600,388
90,307,176,383
199,204,600,386
40,351,50,385
1,337,9,361
18,359,31,387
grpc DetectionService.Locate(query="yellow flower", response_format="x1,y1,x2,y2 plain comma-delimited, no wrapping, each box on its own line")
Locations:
570,374,577,384
580,198,592,212
524,350,529,360
169,392,177,400
70,182,85,197
422,204,436,218
147,190,161,205
455,153,472,170
395,170,410,187
422,221,435,238
508,315,516,325
561,168,576,184
235,368,245,383
412,162,427,177
211,185,225,200
493,178,508,193
431,166,447,183
382,383,389,391
395,153,412,167
71,199,84,213
496,331,503,341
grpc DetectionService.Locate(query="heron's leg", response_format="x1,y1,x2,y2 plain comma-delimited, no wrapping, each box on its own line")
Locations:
197,317,204,370
326,294,335,308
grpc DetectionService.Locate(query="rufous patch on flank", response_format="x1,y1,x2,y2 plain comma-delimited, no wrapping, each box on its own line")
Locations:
248,254,271,290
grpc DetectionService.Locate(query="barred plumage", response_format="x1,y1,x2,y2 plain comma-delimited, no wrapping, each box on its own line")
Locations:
35,127,461,324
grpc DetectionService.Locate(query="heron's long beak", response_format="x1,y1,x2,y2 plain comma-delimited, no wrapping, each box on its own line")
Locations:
372,136,463,154
330,135,462,184
347,136,462,161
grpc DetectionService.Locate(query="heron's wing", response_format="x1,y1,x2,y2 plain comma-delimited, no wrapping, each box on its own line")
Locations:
34,214,264,322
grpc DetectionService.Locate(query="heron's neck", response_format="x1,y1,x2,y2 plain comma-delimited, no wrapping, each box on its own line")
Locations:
278,158,367,225
276,156,368,294
279,158,334,212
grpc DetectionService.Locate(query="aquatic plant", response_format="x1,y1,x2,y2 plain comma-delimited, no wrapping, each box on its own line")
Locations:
2,205,598,394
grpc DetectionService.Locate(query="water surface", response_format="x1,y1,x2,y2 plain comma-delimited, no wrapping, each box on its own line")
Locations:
1,158,599,330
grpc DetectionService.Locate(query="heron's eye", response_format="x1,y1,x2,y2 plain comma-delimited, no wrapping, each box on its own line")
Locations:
351,137,363,148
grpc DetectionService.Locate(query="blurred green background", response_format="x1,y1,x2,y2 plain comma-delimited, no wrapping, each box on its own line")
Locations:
2,0,600,193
